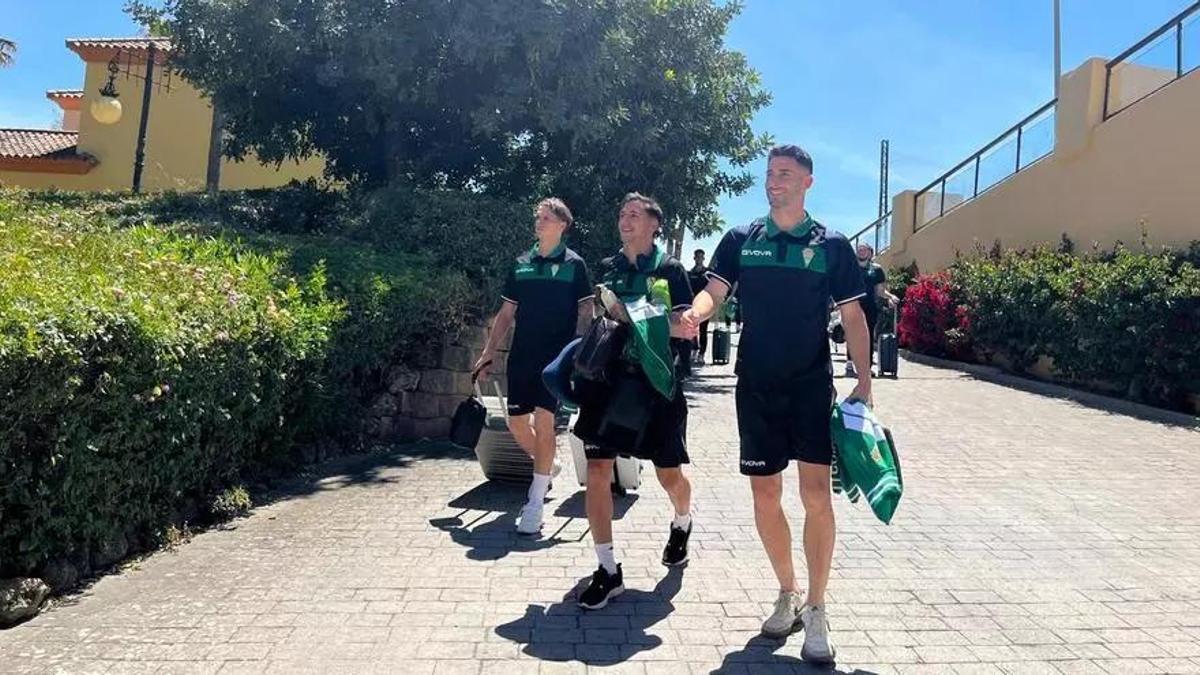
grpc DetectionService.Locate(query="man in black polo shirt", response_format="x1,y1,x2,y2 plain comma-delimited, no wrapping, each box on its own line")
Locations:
572,193,696,611
683,146,872,664
847,243,899,378
688,249,711,366
474,198,593,536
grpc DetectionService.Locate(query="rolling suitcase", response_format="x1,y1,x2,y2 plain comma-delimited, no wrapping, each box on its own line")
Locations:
474,380,535,483
568,411,642,492
712,326,731,365
878,310,899,379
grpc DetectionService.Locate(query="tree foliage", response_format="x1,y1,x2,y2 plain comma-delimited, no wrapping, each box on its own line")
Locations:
0,38,16,67
128,0,770,250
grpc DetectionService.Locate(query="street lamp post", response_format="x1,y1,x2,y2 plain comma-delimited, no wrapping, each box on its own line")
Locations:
131,43,157,194
88,45,159,194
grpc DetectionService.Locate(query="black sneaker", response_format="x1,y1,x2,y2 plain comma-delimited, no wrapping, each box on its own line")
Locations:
578,564,624,610
662,522,692,567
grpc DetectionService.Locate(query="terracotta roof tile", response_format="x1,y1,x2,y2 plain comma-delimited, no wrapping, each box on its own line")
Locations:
46,90,85,100
66,37,173,53
0,129,82,160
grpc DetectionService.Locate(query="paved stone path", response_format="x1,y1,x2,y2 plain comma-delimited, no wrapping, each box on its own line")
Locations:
3,352,1200,674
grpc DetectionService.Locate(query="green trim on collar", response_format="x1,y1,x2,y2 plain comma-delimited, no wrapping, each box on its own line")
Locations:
764,212,815,240
531,241,566,260
614,244,665,273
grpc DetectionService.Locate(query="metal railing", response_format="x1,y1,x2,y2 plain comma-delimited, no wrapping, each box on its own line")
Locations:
1104,0,1200,119
911,99,1057,232
848,211,891,254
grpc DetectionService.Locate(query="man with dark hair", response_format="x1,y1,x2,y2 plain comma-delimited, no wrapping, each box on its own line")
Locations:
573,192,696,610
688,249,711,365
474,198,593,536
682,145,871,663
847,243,899,378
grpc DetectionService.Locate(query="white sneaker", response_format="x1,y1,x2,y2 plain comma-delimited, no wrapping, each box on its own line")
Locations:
761,590,803,638
799,604,837,664
516,503,543,536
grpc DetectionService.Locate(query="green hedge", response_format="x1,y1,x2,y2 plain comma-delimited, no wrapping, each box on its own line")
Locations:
903,242,1200,411
25,181,545,313
0,187,476,576
262,232,475,438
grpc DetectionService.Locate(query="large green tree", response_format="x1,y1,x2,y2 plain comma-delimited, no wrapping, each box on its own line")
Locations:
129,0,770,256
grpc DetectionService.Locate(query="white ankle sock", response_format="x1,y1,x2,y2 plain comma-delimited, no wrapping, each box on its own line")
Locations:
595,543,617,574
672,512,692,530
527,473,551,506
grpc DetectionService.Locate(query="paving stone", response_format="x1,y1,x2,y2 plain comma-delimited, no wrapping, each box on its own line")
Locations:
0,358,1197,673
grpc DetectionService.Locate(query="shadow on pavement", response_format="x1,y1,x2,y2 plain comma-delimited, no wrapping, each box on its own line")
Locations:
429,509,564,561
684,370,738,397
27,440,477,616
494,565,684,666
553,489,638,520
262,439,474,506
712,634,879,674
432,481,636,561
685,382,737,396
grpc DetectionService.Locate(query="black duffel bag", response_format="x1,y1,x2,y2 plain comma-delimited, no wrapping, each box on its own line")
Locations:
449,364,489,450
573,316,627,382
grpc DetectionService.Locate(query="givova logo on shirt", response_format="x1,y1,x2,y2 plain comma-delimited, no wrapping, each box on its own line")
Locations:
514,261,575,282
740,241,827,273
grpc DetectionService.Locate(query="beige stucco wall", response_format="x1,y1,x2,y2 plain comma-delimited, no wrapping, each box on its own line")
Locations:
881,58,1200,272
1,56,323,192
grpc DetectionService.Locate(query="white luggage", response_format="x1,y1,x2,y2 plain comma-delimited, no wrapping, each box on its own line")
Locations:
567,411,642,491
475,381,534,483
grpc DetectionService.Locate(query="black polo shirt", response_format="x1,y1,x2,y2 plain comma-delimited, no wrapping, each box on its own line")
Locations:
859,263,886,318
502,243,593,371
687,264,709,300
708,213,865,385
599,245,695,360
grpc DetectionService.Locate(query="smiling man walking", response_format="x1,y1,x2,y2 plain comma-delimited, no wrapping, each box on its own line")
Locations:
572,193,697,611
683,145,871,664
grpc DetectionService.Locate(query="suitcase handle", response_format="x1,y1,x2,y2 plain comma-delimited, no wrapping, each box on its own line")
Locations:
471,365,507,417
471,360,493,382
492,380,507,416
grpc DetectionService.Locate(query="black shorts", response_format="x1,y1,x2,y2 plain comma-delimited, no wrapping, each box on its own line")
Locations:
573,373,690,469
507,361,559,417
736,377,834,475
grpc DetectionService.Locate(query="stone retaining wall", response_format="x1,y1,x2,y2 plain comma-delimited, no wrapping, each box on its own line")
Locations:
364,322,509,442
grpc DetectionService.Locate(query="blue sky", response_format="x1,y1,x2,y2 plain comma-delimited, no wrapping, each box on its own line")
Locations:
1,0,1193,253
